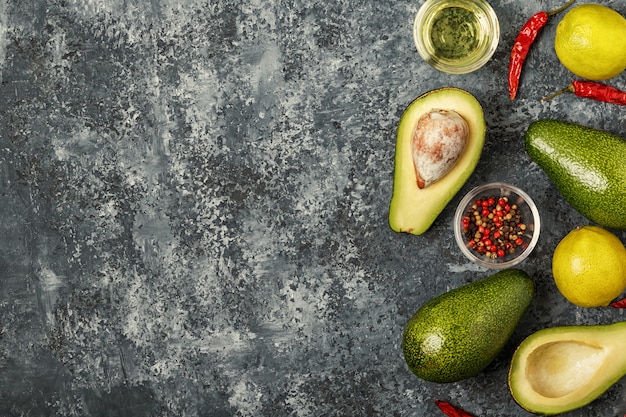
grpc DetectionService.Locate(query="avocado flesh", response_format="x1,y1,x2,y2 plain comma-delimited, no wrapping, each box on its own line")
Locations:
508,321,626,415
525,120,626,229
402,269,533,383
389,88,486,235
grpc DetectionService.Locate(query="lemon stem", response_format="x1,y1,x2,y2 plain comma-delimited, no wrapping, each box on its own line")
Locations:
547,0,575,16
540,84,575,103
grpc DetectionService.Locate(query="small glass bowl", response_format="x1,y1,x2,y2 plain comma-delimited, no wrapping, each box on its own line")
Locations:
454,182,541,269
414,0,500,74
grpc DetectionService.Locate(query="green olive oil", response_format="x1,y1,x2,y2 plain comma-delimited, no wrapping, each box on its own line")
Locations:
430,6,480,60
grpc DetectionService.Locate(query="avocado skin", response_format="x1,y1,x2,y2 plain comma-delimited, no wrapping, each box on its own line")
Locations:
525,120,626,229
402,269,534,383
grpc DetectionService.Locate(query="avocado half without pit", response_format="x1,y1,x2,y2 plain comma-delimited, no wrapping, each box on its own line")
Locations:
508,321,626,414
389,88,486,235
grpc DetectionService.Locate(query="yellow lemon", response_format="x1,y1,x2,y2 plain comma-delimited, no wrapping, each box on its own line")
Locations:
554,4,626,80
552,226,626,307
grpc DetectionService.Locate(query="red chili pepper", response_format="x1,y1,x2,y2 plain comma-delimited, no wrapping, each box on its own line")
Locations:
611,298,626,308
541,80,626,105
435,400,476,417
508,0,574,100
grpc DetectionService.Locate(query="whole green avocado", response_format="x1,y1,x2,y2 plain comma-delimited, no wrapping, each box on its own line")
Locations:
402,269,534,383
525,120,626,230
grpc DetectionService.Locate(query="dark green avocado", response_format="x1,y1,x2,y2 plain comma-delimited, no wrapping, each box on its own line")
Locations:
402,269,534,383
525,120,626,229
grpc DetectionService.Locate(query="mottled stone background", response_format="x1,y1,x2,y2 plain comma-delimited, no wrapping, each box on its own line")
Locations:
1,0,626,416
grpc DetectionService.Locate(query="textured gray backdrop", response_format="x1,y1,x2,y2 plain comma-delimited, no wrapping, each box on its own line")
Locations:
1,0,625,416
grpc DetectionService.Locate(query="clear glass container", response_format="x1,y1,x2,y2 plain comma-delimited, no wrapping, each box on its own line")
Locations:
454,182,541,269
414,0,500,74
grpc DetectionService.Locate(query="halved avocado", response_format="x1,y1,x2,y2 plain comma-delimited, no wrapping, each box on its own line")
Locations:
508,321,626,415
389,88,486,235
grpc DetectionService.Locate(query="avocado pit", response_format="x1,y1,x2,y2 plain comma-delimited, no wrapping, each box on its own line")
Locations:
411,109,469,189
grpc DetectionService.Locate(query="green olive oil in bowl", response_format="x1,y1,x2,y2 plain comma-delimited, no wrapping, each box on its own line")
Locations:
414,0,500,74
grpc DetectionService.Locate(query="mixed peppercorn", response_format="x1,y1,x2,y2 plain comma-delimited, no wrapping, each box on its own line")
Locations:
461,194,529,260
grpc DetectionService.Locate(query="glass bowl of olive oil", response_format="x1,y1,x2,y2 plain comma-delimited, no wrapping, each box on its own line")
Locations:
414,0,500,74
